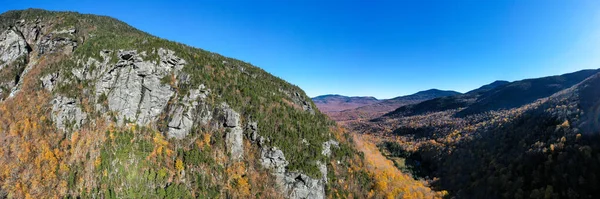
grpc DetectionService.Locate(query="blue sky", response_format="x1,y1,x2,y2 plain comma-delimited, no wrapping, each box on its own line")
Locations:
2,0,600,99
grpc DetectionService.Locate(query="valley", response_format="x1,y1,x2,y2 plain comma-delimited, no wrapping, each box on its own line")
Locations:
314,89,461,123
315,70,600,198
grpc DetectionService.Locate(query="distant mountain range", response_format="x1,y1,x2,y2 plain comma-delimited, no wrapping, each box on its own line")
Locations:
383,69,600,118
312,95,380,112
313,89,461,122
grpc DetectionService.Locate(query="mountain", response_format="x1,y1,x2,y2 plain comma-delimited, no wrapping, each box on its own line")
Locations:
465,80,510,95
383,69,600,118
459,69,600,116
351,69,600,198
323,89,460,122
0,9,377,198
426,72,600,198
312,94,380,112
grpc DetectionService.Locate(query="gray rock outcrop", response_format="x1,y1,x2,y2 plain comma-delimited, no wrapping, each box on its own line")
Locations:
261,147,289,176
167,84,212,139
253,122,335,199
321,140,339,157
279,88,315,114
8,59,37,98
260,146,326,199
221,103,244,161
40,72,59,91
0,29,29,70
37,29,78,55
293,92,315,114
285,172,325,199
246,121,269,146
51,96,87,131
2,23,79,99
93,49,182,126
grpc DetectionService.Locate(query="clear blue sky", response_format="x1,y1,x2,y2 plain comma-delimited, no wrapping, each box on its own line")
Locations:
2,0,600,99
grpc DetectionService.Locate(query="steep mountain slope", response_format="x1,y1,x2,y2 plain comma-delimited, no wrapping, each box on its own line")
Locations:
352,70,600,198
323,89,460,122
384,69,599,118
430,72,600,198
0,9,378,199
312,94,379,112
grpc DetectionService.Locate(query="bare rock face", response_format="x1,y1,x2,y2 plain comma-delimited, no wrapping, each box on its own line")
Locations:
8,59,37,98
50,47,218,138
167,84,212,139
260,146,326,199
221,103,244,161
279,88,315,114
0,29,28,70
37,46,216,137
40,72,59,91
256,124,329,199
51,96,87,131
227,126,244,161
285,173,325,199
2,22,77,99
223,104,241,128
14,18,43,47
93,49,182,125
37,29,78,55
261,147,289,173
246,121,269,146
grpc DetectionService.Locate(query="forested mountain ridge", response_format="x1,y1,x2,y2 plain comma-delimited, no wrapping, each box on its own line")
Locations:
312,94,380,113
0,9,383,198
383,69,600,119
314,89,460,122
353,69,600,198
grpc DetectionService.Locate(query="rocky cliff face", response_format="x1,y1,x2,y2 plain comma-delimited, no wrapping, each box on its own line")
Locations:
0,9,363,199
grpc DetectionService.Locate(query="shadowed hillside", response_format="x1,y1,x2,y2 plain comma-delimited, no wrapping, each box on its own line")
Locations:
352,70,600,198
